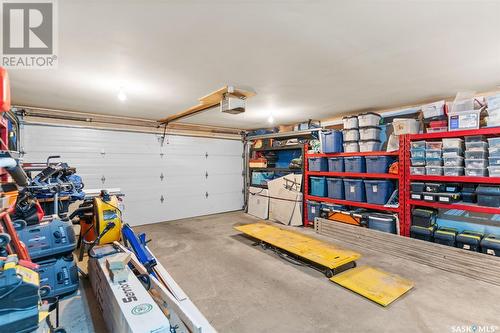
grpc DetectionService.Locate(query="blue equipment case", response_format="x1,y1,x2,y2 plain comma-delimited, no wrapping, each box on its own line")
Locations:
37,254,79,299
15,218,76,260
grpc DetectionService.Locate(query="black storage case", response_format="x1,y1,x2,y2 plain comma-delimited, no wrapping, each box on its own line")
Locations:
410,182,425,193
476,185,500,208
462,184,476,193
480,234,500,257
434,228,458,247
411,208,437,228
456,231,483,252
437,192,461,204
425,183,446,193
461,191,477,203
422,193,437,202
410,225,436,242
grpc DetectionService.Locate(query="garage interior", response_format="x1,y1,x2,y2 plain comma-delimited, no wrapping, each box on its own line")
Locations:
1,1,500,333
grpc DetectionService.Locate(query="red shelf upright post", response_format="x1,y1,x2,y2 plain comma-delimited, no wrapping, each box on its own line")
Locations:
303,144,310,227
402,134,411,237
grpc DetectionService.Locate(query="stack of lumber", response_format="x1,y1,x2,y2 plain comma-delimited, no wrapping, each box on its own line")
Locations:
314,218,500,286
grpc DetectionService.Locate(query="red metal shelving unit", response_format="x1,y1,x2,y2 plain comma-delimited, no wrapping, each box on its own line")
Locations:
405,127,500,228
303,135,407,235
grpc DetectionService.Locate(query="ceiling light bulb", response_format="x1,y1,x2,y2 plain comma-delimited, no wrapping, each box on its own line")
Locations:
118,88,127,102
268,115,274,124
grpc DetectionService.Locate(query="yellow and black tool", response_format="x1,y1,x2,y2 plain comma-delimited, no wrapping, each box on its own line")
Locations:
72,191,122,260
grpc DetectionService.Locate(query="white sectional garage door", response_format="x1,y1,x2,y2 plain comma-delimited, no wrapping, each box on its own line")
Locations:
21,124,244,226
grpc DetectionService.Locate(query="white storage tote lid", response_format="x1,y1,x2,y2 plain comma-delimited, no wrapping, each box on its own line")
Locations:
357,112,381,127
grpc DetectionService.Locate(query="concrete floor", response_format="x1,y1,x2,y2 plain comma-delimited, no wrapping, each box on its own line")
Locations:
133,211,500,333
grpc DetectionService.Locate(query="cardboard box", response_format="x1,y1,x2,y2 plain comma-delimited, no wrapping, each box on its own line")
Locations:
89,246,170,333
267,174,303,226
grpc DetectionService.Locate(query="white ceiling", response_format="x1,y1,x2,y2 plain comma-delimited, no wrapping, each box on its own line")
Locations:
9,0,500,129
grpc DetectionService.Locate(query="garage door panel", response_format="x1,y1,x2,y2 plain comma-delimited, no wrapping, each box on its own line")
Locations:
206,174,243,193
206,156,243,174
22,124,243,225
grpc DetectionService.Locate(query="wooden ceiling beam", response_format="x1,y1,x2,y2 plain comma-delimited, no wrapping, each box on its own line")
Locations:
158,86,256,124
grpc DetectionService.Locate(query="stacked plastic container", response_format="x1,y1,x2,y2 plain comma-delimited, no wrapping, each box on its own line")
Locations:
410,138,464,176
488,137,500,177
342,116,359,152
486,94,500,128
342,113,382,152
409,140,427,175
357,112,382,152
442,138,464,176
464,136,488,177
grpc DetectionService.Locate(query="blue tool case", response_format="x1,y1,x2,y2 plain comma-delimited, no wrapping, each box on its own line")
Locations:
14,218,77,260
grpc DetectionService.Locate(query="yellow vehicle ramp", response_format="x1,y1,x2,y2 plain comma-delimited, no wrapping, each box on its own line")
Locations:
235,222,361,277
331,266,414,307
235,222,413,306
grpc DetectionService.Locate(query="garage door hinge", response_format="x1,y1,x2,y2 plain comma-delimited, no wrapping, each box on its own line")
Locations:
101,175,106,184
160,195,165,203
205,152,208,158
160,152,165,158
205,192,209,199
160,173,164,181
100,149,106,157
205,171,208,179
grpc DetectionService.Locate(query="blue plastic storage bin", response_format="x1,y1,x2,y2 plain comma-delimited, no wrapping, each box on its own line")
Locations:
307,200,321,222
365,156,395,174
321,203,345,212
327,157,344,172
321,130,343,153
310,176,327,197
308,157,328,171
344,156,366,173
343,179,366,202
326,178,344,200
364,180,395,205
368,214,397,234
251,172,274,186
276,150,302,168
